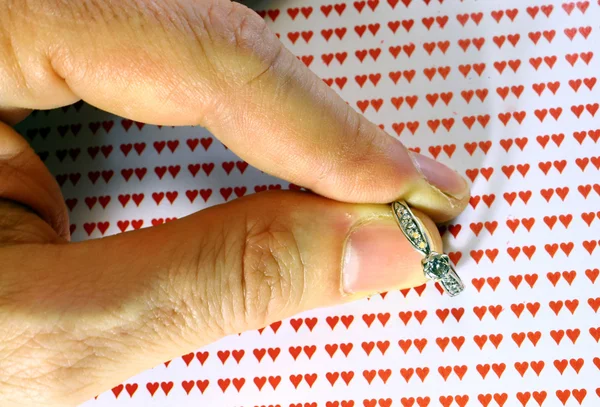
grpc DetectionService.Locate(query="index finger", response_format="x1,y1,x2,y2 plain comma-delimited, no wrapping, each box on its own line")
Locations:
1,0,469,221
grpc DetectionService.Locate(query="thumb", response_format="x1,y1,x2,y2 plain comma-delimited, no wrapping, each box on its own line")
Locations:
51,190,440,332
1,191,441,407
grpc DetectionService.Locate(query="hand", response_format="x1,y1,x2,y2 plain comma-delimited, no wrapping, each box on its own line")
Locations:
0,0,470,405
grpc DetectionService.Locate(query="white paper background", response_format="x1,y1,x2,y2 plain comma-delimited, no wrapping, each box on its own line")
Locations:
16,0,600,406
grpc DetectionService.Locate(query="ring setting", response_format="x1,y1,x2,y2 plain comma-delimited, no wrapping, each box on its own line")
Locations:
392,201,465,297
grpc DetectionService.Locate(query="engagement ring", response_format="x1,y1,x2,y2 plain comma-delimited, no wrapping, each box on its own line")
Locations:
392,201,465,297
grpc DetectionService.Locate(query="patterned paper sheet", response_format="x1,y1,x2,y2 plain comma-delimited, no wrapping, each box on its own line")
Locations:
16,0,600,406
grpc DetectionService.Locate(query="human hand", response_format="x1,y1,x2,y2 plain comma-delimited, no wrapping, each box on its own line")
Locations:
0,0,470,405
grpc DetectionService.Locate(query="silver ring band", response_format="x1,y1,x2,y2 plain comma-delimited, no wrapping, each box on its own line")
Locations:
392,201,465,297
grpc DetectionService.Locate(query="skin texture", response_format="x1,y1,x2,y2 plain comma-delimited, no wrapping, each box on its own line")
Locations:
0,0,469,405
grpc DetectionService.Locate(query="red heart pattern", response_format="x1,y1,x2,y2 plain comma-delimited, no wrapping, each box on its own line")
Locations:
19,0,600,405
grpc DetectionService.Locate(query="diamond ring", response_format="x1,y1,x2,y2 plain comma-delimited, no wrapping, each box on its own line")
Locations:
391,201,465,297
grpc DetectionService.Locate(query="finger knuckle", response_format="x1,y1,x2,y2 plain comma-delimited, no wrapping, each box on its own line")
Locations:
237,214,305,329
225,2,271,53
193,0,283,86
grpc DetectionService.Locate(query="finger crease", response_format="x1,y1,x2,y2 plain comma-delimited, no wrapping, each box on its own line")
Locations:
244,42,282,87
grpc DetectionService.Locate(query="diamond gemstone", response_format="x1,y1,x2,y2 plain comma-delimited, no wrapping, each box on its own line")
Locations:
423,252,450,280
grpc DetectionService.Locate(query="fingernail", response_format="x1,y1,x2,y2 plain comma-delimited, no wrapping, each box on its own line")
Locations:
342,219,426,294
409,152,469,200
